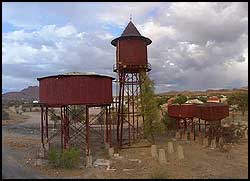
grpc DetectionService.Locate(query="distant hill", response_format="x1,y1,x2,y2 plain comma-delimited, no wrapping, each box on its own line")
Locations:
157,86,248,97
2,86,39,101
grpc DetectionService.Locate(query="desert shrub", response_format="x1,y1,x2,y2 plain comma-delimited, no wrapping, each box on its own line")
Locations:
2,109,10,120
172,95,187,104
162,112,176,130
48,148,80,169
48,149,61,168
61,148,80,169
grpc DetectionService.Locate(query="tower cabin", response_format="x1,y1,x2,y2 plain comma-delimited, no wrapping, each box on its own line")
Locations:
111,21,152,73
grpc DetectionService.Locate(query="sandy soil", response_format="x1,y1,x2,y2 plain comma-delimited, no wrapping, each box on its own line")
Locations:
2,111,248,179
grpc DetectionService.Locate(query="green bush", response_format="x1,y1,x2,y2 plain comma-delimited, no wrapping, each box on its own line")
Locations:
48,149,61,168
172,95,187,104
48,148,80,169
162,112,176,130
2,109,10,120
61,148,80,169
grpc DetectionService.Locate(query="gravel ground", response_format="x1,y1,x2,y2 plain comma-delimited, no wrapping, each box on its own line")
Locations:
2,111,248,179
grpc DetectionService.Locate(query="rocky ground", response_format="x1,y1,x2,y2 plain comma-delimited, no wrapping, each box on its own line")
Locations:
2,111,248,179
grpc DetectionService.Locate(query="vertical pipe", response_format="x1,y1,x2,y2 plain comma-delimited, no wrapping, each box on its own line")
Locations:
199,118,201,132
205,120,207,137
60,106,64,151
132,73,135,142
67,106,70,148
117,73,122,146
136,74,139,137
127,78,130,146
120,73,125,147
109,106,112,147
45,107,48,140
105,106,109,143
86,106,90,156
41,106,44,146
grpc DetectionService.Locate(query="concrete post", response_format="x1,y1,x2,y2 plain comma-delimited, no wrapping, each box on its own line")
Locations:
210,138,216,149
86,155,93,168
218,137,224,148
175,131,181,139
167,142,174,154
105,142,109,149
182,132,188,141
189,132,195,141
108,147,114,157
151,145,158,158
177,145,184,160
244,129,248,139
39,143,45,158
203,137,209,147
158,149,167,164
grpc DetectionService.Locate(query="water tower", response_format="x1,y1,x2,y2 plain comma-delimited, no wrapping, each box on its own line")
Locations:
111,20,152,147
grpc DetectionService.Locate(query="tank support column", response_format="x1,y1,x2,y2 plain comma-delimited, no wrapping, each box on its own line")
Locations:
85,106,92,167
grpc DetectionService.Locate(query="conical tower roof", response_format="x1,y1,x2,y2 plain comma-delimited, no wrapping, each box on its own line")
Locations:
121,21,141,37
111,21,152,47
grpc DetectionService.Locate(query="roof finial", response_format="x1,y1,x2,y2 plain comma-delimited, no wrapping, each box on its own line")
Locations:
130,14,132,21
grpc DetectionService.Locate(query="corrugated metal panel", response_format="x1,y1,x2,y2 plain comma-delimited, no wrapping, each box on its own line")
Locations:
168,103,229,121
196,103,229,121
168,104,197,118
118,39,147,66
38,75,113,106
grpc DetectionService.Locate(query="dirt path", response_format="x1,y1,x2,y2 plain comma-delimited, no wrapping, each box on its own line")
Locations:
2,112,47,179
2,111,248,179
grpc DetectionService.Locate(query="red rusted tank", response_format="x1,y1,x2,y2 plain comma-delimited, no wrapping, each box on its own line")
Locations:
111,21,152,72
37,73,114,106
168,104,197,119
196,103,229,121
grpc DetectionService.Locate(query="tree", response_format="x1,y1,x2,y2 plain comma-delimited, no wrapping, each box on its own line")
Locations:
228,92,248,116
140,74,164,144
155,96,167,108
172,95,187,104
162,112,176,131
197,96,208,103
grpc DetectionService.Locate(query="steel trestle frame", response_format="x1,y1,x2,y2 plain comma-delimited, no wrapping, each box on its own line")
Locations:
115,71,147,148
40,104,112,160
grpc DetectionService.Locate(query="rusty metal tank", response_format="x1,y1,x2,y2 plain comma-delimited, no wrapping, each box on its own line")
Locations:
196,103,229,121
37,73,114,106
111,21,152,72
168,104,197,119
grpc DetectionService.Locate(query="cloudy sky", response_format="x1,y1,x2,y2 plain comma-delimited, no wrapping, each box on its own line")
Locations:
2,2,248,94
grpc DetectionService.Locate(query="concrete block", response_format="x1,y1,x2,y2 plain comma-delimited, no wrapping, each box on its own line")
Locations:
202,137,209,147
158,149,167,164
86,155,93,167
167,142,174,154
151,145,158,158
44,139,49,151
189,132,195,141
38,144,45,158
105,143,109,149
108,147,114,157
210,138,216,149
177,145,184,160
218,137,224,148
182,132,188,141
175,131,181,139
244,129,248,139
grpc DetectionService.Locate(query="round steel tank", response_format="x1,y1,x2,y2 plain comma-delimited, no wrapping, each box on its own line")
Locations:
168,104,197,119
196,103,229,121
111,21,152,72
37,73,114,106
